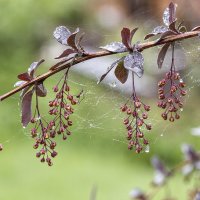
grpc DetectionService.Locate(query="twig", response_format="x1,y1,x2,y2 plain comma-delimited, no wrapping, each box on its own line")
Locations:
0,30,199,101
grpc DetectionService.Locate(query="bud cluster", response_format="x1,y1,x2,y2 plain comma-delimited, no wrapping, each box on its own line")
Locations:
121,97,151,153
48,77,82,141
30,72,82,166
30,118,58,166
157,71,187,122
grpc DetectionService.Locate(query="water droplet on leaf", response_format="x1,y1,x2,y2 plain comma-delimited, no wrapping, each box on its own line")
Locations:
163,8,170,26
109,82,117,88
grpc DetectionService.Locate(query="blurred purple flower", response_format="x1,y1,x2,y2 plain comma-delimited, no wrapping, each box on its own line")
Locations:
130,188,147,200
181,144,200,176
151,156,170,186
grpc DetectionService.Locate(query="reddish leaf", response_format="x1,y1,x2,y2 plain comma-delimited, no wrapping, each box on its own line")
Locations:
21,90,33,127
49,58,72,70
121,27,131,50
18,72,32,81
14,81,26,87
124,52,144,78
53,26,71,45
169,20,178,33
98,58,124,84
169,2,176,24
191,26,200,31
156,31,177,43
20,86,32,98
157,43,170,69
130,28,138,43
144,33,156,40
67,28,80,51
29,59,45,77
114,61,129,84
100,42,127,53
55,49,76,59
36,83,47,97
76,33,86,53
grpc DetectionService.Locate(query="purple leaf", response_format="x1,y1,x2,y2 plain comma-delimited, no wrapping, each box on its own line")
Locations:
157,43,170,69
168,2,177,24
28,59,45,77
144,26,169,40
18,72,32,81
21,90,34,127
49,57,73,70
153,26,169,34
14,81,26,87
20,86,32,98
36,83,47,97
124,52,144,78
67,28,80,51
121,27,132,50
98,58,124,84
169,20,178,33
130,28,138,43
156,30,177,43
163,7,170,26
191,26,200,31
53,26,71,45
55,49,76,59
163,2,177,26
144,33,156,40
100,42,127,53
114,61,129,84
76,32,86,53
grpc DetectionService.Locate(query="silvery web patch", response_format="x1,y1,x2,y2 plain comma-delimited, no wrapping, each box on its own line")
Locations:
124,51,144,78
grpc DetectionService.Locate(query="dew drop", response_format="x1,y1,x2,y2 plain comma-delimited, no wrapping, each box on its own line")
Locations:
152,26,168,34
23,126,26,129
107,66,112,71
145,145,150,153
180,108,183,112
53,26,71,45
160,133,163,137
109,82,117,88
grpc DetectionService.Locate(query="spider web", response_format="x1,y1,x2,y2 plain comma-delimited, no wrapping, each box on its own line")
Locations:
2,21,200,155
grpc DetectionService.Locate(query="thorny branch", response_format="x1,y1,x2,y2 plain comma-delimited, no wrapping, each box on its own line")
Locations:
0,30,199,101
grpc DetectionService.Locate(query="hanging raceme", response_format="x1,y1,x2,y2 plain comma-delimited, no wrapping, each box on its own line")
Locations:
0,2,200,165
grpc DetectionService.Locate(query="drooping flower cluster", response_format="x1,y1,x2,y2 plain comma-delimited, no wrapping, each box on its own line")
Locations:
30,116,57,166
121,95,151,153
48,73,82,141
157,71,187,122
30,71,82,166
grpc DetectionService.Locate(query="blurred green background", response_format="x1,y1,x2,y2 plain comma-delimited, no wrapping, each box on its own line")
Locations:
0,0,200,199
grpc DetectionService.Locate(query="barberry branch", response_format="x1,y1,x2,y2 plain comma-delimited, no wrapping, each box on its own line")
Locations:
0,30,199,102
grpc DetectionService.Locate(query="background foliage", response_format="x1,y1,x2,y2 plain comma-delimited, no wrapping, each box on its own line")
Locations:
0,0,200,199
